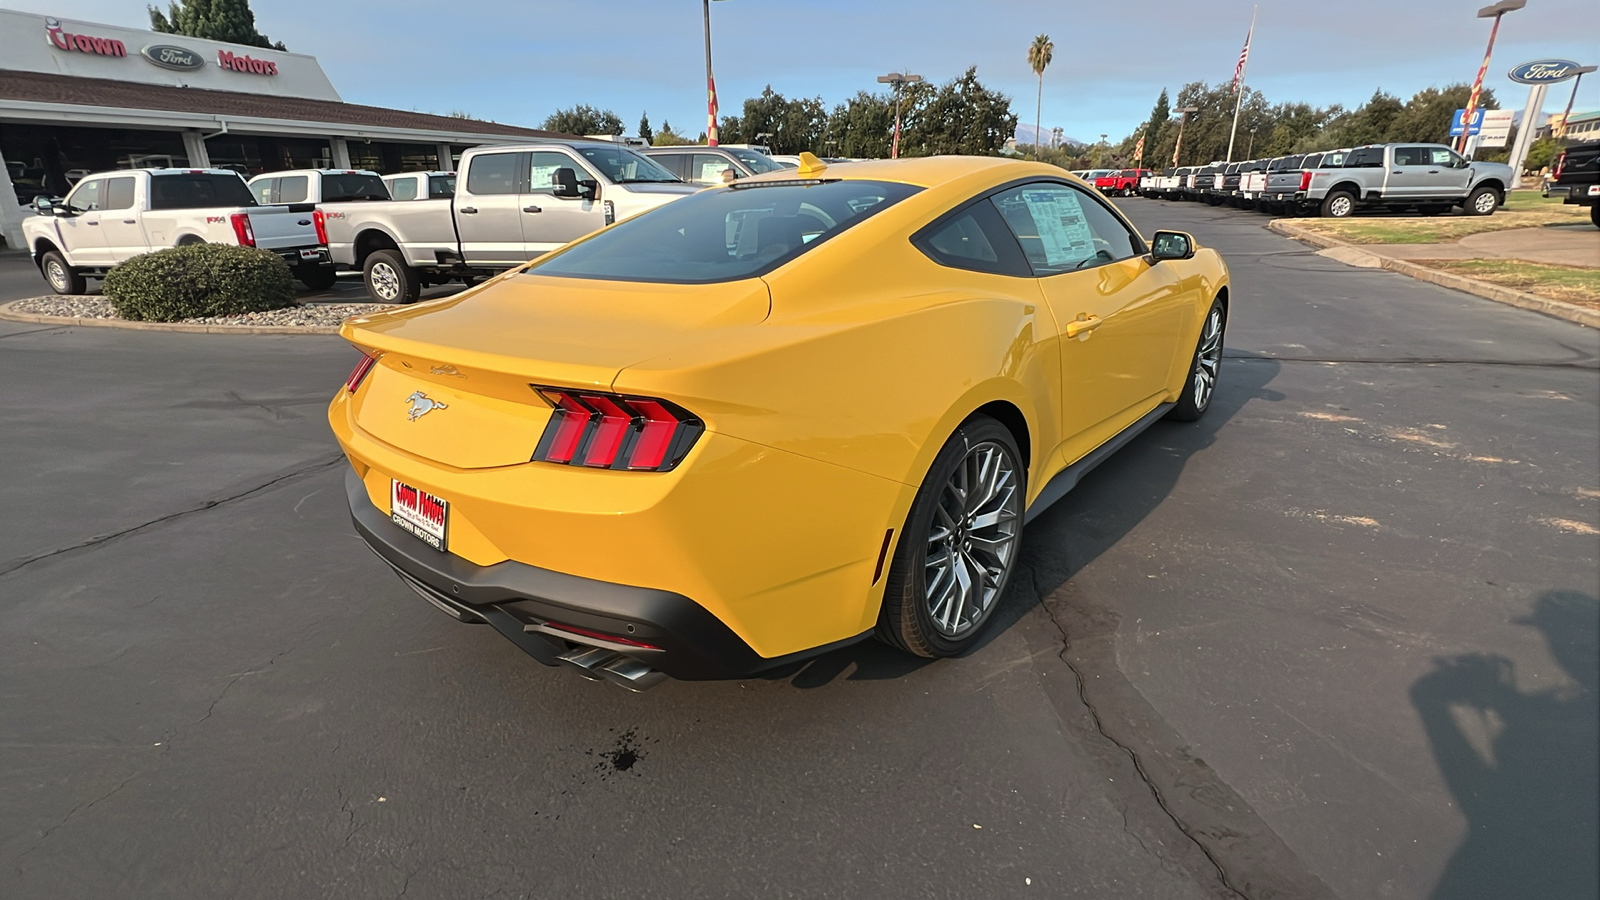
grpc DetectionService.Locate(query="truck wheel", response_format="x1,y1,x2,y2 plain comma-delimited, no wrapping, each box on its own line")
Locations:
40,250,87,295
296,267,338,291
364,250,421,304
1465,186,1500,216
1321,190,1356,218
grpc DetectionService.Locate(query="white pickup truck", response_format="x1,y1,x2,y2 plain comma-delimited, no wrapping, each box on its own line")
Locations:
253,141,697,304
23,168,330,295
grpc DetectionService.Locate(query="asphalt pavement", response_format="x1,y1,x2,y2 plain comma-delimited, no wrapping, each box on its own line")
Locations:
1,202,1595,900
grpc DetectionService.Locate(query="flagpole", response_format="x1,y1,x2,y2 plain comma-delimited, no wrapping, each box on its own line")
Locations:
1225,5,1257,162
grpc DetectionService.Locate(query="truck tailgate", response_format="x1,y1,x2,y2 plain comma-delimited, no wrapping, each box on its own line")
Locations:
245,206,320,250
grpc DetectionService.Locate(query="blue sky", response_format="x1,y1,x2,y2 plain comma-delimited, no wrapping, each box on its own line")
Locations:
26,0,1600,143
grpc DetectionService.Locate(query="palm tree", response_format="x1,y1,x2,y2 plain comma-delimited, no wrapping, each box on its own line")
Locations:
1027,34,1054,158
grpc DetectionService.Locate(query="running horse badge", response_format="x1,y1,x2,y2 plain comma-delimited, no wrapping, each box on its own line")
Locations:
405,391,448,421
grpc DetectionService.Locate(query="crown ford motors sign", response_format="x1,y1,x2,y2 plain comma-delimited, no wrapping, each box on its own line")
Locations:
1507,60,1583,85
141,44,204,70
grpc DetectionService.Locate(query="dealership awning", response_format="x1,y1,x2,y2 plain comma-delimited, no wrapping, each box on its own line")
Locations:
0,68,566,145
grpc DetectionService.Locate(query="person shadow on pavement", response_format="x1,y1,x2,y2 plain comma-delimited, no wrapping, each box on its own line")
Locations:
1410,590,1599,900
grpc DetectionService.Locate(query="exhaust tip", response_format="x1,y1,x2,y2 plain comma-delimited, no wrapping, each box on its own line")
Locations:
557,646,617,682
596,656,667,692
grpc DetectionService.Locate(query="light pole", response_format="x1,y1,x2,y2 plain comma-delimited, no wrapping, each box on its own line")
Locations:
1556,65,1598,138
1098,133,1108,166
702,0,731,146
877,71,924,159
1457,0,1526,153
1245,126,1256,158
1171,106,1198,166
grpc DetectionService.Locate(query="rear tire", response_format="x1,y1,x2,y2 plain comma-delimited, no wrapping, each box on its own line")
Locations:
363,249,421,304
1321,190,1356,218
40,250,86,295
876,416,1024,659
1165,299,1226,423
1591,204,1599,229
1465,185,1500,216
296,266,338,291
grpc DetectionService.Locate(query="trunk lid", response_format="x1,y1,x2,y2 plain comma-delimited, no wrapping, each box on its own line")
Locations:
342,274,770,469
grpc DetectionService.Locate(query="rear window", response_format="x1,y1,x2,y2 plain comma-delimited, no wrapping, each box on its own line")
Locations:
387,178,418,201
427,175,456,199
322,173,388,202
528,179,921,284
149,173,256,209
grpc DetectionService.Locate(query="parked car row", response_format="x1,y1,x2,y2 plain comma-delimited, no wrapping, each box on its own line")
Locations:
1135,143,1515,219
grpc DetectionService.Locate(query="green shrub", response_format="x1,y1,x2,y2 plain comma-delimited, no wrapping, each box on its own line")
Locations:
103,243,295,322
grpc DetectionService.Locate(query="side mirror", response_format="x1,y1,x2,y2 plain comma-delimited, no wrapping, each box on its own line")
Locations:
551,167,580,198
577,178,599,201
1150,230,1195,262
32,195,55,216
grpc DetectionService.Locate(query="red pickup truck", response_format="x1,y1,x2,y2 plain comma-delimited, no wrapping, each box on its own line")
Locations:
1094,168,1151,197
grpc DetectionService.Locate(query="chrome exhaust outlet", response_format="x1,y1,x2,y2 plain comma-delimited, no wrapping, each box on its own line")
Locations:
595,656,667,692
556,646,618,682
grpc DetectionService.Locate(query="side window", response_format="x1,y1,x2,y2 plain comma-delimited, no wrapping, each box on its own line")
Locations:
991,182,1141,275
68,178,102,212
527,151,580,195
427,175,455,199
465,152,521,195
913,200,1030,277
1348,148,1382,168
1394,147,1428,167
102,177,136,211
691,153,738,185
388,178,418,201
1429,147,1463,167
648,154,685,180
278,175,309,203
251,179,274,205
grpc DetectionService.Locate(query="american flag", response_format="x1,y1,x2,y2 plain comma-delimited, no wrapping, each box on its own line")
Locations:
1231,25,1252,94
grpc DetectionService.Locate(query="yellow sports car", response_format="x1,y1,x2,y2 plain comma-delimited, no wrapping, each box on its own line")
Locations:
330,154,1230,690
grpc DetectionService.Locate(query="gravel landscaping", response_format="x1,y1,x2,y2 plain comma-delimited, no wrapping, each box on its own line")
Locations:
7,295,395,328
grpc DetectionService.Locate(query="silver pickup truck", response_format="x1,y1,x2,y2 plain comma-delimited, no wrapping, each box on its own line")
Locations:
253,142,696,303
1297,143,1512,218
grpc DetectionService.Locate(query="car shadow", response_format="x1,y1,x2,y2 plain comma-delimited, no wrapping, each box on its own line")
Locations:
769,352,1285,688
1410,589,1599,900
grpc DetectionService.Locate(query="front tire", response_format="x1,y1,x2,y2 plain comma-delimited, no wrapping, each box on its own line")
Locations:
1465,185,1499,216
363,249,421,304
876,416,1024,658
1166,299,1226,422
40,250,86,295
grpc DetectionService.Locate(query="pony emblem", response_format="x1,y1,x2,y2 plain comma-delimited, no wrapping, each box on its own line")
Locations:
405,391,448,421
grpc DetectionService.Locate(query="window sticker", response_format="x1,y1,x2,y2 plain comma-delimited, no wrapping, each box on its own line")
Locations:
699,161,733,183
1020,190,1095,267
529,165,560,189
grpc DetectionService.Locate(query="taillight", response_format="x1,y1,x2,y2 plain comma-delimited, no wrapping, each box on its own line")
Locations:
531,387,703,472
542,621,660,651
1554,152,1567,179
229,213,255,247
312,208,329,245
1299,170,1313,191
344,353,377,392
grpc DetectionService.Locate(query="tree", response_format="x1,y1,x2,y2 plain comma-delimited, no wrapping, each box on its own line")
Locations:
1523,137,1559,172
1027,34,1054,156
823,92,895,159
541,105,624,137
737,87,829,154
651,121,693,146
149,0,284,50
637,112,653,145
1142,89,1171,164
902,67,1017,157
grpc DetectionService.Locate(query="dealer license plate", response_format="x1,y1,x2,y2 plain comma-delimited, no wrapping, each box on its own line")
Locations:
391,480,447,551
299,248,323,260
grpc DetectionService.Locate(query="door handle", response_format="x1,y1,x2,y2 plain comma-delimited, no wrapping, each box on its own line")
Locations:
123,219,136,224
522,205,542,214
459,206,478,214
85,220,100,226
1066,315,1103,339
1428,170,1440,174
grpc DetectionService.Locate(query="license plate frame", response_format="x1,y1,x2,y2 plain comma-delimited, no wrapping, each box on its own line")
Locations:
390,479,448,552
299,248,323,260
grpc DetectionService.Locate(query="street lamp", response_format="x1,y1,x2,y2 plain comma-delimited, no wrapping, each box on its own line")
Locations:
877,71,923,159
1171,106,1198,166
703,0,732,146
1246,126,1257,158
1456,0,1526,153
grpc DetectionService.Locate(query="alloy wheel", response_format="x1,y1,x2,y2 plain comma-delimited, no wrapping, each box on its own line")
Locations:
1329,196,1353,218
1474,191,1497,214
371,262,400,301
923,441,1022,637
1193,306,1224,411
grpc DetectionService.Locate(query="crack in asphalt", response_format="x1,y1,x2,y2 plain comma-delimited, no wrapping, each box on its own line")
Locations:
0,454,345,579
1224,352,1597,369
1024,563,1248,900
10,771,139,876
0,325,69,340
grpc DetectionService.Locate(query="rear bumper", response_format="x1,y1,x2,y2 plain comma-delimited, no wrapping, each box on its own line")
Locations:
268,245,332,268
1558,184,1599,205
347,468,869,680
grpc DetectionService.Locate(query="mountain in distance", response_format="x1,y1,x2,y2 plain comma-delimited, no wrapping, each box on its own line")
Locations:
1014,123,1084,147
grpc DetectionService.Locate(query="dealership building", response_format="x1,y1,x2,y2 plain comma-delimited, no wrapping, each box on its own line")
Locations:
0,7,563,248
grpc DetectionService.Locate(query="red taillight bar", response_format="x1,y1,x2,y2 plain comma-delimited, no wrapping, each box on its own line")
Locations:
344,353,377,392
1299,170,1314,191
229,212,255,247
312,208,329,245
542,621,660,651
1554,152,1567,180
531,387,703,472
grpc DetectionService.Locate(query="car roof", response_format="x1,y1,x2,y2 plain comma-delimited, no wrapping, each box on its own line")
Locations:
736,155,1057,189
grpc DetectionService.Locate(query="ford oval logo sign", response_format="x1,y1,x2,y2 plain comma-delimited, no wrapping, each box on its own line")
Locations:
1507,59,1582,85
141,44,204,70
